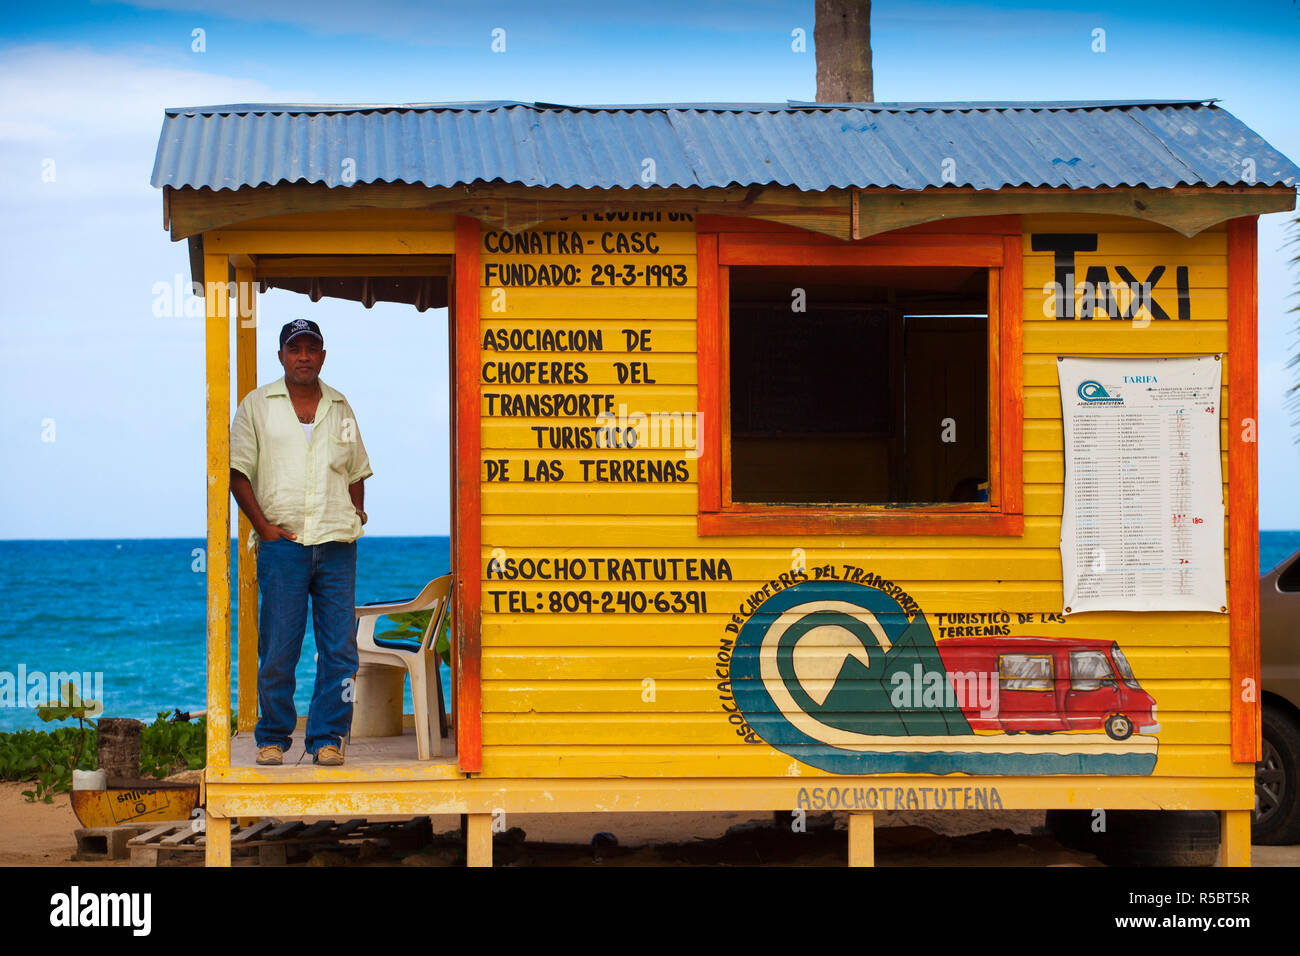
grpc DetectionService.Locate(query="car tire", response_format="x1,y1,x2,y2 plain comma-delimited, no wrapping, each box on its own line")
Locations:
1253,704,1300,846
1104,713,1133,741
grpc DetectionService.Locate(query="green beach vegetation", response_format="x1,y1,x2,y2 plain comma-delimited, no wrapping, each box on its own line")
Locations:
2,614,451,803
376,607,452,664
0,701,211,803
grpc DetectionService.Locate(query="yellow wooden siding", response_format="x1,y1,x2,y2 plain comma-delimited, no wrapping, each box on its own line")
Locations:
476,215,1238,783
473,747,1251,780
482,711,1231,745
481,611,1229,645
482,358,699,387
480,581,1238,614
481,514,1231,550
483,254,697,282
481,287,695,319
481,648,1228,680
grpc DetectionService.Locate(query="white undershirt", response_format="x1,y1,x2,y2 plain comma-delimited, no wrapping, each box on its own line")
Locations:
302,422,314,444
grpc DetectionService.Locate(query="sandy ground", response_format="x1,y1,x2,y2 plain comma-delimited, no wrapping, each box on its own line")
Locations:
0,783,124,867
4,782,1296,866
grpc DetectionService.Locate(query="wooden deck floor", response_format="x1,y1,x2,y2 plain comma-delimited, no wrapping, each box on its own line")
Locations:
228,727,459,773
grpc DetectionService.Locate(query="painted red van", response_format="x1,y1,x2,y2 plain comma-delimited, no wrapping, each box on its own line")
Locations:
935,636,1159,740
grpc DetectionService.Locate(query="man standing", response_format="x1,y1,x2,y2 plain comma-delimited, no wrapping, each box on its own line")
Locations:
229,319,373,766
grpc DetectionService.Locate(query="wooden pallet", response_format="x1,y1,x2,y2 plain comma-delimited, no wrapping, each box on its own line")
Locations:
74,823,161,861
126,817,432,867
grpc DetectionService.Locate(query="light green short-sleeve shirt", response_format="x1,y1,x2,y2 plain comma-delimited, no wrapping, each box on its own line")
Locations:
230,377,374,545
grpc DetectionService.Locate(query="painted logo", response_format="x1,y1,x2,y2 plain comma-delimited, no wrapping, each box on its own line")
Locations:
722,577,1158,776
1077,380,1113,402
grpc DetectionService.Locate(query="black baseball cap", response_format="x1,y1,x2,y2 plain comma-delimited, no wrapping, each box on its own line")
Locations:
279,318,324,348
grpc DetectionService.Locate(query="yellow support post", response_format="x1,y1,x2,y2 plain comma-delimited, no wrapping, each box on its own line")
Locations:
204,251,232,771
1218,810,1251,867
233,263,258,734
848,812,874,867
205,813,231,867
466,813,493,867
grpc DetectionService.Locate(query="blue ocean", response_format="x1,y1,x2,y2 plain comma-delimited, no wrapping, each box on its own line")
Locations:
0,532,1297,731
0,536,449,731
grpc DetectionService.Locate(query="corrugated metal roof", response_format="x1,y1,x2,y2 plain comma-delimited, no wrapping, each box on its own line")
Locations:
161,98,1216,114
150,100,1300,193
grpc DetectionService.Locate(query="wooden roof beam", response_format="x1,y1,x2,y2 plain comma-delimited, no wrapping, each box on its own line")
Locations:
251,255,452,278
165,182,853,241
853,185,1297,239
166,180,1295,245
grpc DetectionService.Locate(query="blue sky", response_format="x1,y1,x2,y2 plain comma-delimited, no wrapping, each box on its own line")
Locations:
1,0,1298,537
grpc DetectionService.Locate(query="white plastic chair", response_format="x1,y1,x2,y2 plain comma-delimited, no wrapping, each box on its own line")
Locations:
354,575,452,759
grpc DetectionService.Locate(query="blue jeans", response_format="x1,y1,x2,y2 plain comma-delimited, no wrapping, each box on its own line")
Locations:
254,537,357,755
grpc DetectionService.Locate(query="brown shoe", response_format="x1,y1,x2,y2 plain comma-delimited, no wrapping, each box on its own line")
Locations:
256,745,283,765
313,744,344,766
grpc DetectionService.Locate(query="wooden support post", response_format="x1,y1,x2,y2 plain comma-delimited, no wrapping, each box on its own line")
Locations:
848,812,874,867
1227,216,1260,764
204,251,232,770
205,814,231,868
234,263,258,734
1218,810,1251,867
465,813,492,867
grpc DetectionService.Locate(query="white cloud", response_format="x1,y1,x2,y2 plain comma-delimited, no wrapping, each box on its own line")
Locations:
0,45,313,537
0,43,311,197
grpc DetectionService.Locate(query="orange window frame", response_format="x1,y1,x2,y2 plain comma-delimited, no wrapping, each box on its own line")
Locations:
696,218,1024,536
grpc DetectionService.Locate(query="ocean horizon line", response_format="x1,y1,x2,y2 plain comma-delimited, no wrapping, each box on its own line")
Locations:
0,534,451,543
4,529,1299,543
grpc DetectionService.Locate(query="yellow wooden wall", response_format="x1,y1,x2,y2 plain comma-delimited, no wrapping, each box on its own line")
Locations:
476,212,1243,785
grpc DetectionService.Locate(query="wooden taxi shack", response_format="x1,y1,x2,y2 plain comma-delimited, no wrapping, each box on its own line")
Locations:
150,99,1300,866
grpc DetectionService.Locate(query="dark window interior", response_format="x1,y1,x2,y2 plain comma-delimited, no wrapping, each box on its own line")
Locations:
729,265,989,505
